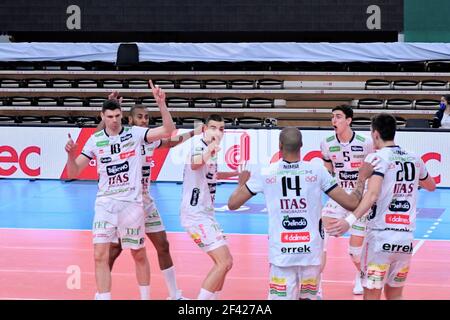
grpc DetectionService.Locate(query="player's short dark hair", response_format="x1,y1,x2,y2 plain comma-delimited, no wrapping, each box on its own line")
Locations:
102,99,121,112
206,114,224,125
371,113,396,141
279,127,302,153
443,94,450,103
129,105,147,117
332,104,354,119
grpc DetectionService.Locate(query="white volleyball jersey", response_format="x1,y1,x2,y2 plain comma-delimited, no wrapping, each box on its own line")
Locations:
365,146,429,234
140,139,162,195
246,160,338,267
180,136,218,227
320,132,373,192
81,126,149,202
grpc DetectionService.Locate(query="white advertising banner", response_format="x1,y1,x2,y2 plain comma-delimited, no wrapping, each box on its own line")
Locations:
0,127,447,186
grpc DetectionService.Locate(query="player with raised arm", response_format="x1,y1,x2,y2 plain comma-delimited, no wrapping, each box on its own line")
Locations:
64,80,175,300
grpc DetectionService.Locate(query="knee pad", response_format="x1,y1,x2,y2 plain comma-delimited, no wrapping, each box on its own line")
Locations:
348,245,363,264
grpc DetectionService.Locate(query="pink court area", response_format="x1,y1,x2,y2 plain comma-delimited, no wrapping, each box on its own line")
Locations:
0,229,449,300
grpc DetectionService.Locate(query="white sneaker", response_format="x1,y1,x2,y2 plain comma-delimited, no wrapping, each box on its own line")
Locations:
352,274,363,295
167,290,190,300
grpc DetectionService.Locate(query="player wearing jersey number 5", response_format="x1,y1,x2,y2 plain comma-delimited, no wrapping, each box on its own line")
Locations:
319,105,374,296
64,80,175,300
326,113,436,300
180,114,240,300
228,127,367,300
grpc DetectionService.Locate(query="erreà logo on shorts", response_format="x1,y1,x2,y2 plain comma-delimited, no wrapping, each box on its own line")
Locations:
281,232,310,243
282,216,307,230
106,161,129,176
385,214,410,225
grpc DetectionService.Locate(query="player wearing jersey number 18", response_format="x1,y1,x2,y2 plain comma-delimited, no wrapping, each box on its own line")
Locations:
64,80,176,300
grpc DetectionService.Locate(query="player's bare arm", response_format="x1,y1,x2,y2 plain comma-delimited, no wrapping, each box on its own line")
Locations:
145,80,176,143
228,170,252,210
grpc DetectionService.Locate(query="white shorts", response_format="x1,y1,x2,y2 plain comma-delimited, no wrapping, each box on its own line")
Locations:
143,196,165,234
185,216,227,253
268,264,321,300
322,198,368,237
93,198,146,250
360,230,413,290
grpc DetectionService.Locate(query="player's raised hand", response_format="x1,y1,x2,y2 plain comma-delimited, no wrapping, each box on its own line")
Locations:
149,79,166,105
108,91,123,104
65,133,78,158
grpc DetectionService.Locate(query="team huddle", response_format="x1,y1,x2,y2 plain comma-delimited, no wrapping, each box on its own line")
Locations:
65,81,436,300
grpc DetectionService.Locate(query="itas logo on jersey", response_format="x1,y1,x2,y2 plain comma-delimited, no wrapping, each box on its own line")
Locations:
382,242,413,254
334,162,344,168
280,198,307,210
120,150,136,160
282,216,307,230
339,171,359,181
389,200,411,212
120,133,132,143
281,232,310,243
351,146,364,152
106,161,129,176
385,214,410,225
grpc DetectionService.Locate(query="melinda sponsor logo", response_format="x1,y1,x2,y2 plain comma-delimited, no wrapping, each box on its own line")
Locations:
339,171,358,181
282,216,307,230
385,214,410,225
106,161,129,176
389,200,411,212
281,232,310,243
120,150,136,160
